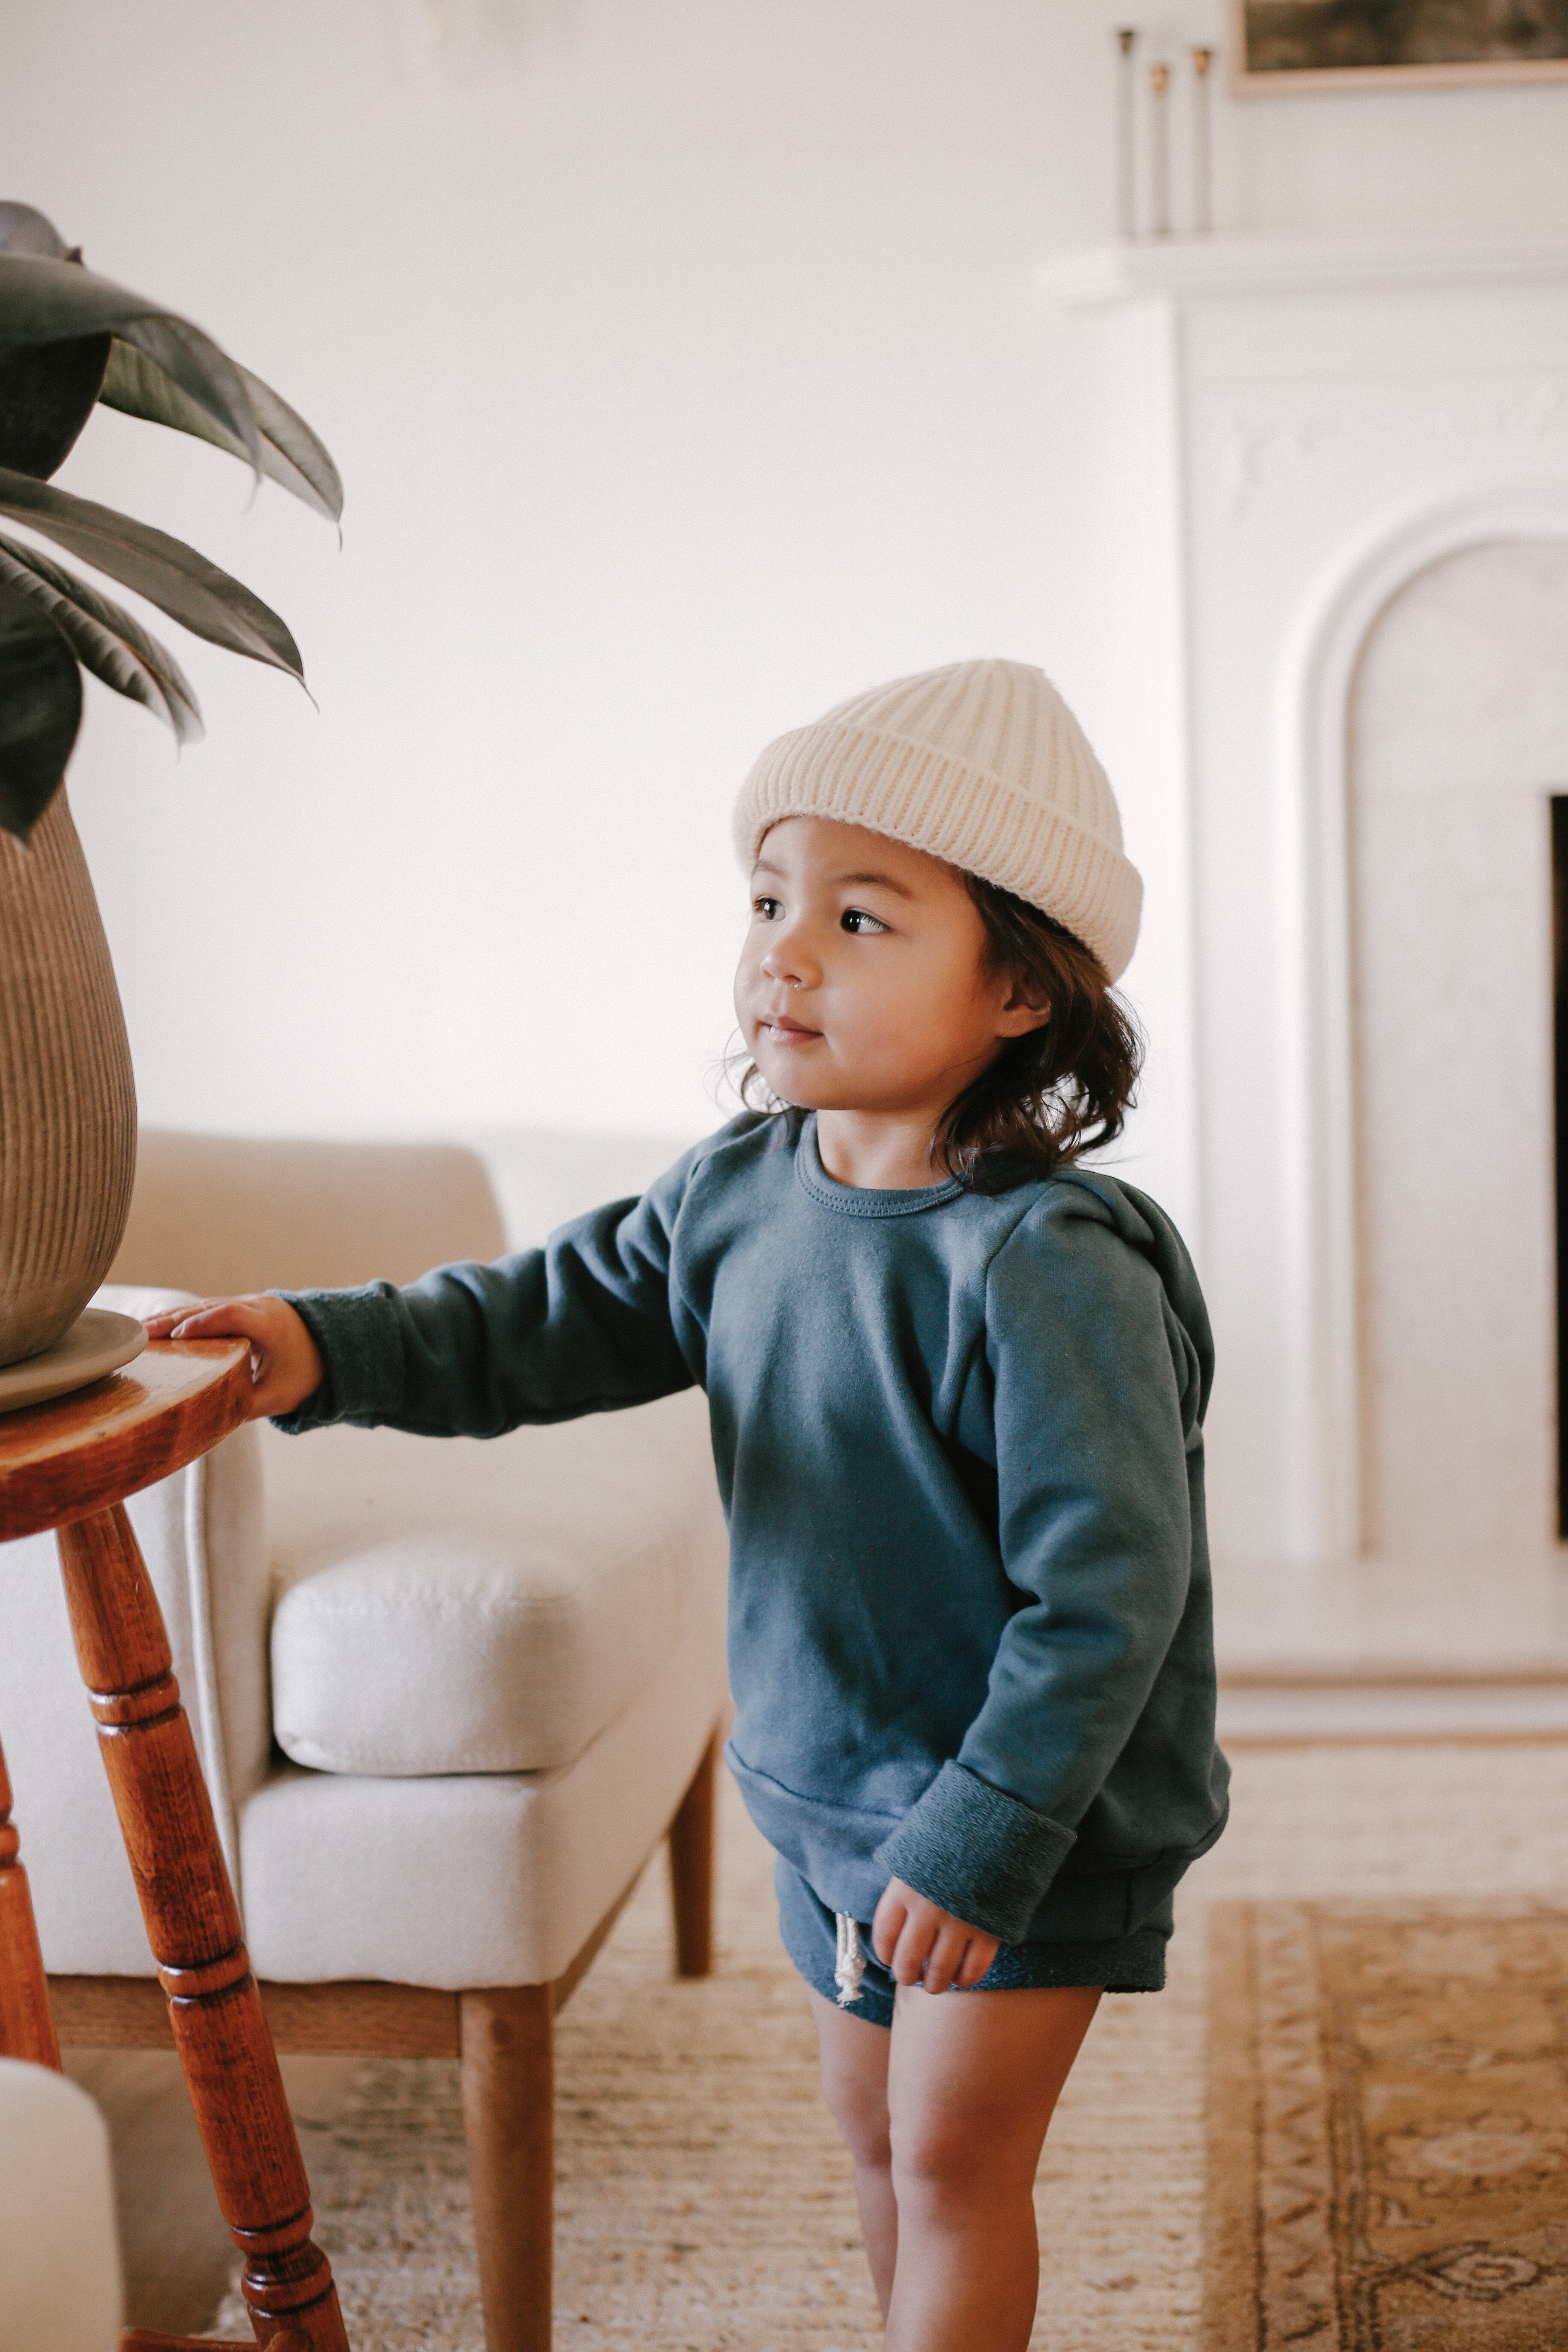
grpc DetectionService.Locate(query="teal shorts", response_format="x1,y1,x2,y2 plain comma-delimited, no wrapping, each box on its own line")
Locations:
775,1853,1169,2028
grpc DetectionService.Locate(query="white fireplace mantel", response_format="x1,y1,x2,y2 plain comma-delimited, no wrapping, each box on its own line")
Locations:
1041,236,1568,1583
1040,233,1568,310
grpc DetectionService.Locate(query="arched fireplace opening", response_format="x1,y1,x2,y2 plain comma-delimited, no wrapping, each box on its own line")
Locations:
1346,540,1568,1569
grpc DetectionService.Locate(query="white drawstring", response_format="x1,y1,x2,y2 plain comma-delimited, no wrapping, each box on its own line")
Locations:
835,1912,866,2006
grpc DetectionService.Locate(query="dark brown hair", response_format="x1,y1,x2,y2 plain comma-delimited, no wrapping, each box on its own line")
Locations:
731,870,1142,1190
935,876,1142,1191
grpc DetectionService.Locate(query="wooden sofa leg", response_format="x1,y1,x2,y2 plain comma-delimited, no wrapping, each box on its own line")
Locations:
460,1985,554,2352
668,1726,720,1979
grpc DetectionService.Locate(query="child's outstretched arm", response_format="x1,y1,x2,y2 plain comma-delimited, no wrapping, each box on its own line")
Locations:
144,1296,325,1421
138,1140,709,1444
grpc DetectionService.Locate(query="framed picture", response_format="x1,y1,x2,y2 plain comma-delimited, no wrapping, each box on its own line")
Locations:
1230,0,1568,92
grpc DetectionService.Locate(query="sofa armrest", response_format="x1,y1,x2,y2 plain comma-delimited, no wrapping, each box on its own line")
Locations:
109,1130,507,1293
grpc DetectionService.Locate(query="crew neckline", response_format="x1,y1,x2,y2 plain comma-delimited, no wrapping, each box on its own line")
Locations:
794,1113,966,1219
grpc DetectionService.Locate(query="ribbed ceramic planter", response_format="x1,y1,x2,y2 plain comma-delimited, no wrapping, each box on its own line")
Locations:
0,791,136,1366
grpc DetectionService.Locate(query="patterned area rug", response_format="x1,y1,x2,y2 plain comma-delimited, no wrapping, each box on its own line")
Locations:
212,1748,1568,2351
1206,1902,1568,2352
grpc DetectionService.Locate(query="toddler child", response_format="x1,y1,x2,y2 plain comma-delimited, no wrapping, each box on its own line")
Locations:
150,658,1227,2352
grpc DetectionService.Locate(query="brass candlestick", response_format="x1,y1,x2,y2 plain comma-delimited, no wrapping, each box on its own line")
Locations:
1148,62,1171,239
1115,28,1138,241
1191,46,1215,236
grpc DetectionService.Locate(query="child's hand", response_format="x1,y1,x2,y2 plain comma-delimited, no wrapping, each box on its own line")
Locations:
872,1877,1000,1997
143,1295,325,1422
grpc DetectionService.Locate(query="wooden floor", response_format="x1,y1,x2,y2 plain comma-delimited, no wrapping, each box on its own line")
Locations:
61,2046,360,2336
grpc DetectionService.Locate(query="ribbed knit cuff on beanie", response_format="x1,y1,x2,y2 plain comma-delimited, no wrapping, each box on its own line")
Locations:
732,658,1142,981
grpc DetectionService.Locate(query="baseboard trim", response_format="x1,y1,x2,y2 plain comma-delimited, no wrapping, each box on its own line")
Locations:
1216,1681,1568,1745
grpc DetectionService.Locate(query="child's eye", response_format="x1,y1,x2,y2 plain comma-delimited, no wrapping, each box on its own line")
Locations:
842,908,888,935
753,895,782,921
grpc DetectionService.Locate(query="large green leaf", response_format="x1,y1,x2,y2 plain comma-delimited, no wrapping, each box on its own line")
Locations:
0,569,81,840
0,211,110,479
99,339,343,527
0,254,260,477
0,467,306,685
0,533,202,745
0,211,341,521
0,333,109,480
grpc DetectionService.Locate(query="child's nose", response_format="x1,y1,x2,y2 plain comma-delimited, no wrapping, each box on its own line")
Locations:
761,928,818,987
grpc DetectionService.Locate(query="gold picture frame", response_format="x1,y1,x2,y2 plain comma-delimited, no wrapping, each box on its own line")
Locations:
1229,0,1568,92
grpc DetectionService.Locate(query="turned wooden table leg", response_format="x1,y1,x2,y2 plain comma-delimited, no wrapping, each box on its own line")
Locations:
57,1503,349,2352
0,1727,61,2067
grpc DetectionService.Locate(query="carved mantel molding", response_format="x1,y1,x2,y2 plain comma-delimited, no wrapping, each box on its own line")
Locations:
1038,234,1568,311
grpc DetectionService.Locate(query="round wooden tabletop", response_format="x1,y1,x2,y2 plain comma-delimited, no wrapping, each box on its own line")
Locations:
0,1339,253,1541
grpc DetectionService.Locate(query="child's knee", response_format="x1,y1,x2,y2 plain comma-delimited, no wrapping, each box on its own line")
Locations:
817,2055,892,2168
888,2108,1035,2211
888,2112,970,2203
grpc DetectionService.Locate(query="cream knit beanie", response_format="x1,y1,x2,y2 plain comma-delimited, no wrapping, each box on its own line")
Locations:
732,659,1141,981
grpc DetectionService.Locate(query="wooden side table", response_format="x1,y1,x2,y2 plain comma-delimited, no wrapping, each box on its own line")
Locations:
0,1340,349,2352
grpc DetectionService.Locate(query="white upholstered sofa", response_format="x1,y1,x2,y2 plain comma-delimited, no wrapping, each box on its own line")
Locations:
0,1126,729,2352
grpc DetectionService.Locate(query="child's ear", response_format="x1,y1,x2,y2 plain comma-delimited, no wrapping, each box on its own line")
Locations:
995,975,1050,1038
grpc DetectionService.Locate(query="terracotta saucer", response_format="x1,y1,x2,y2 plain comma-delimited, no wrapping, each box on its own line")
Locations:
0,1310,147,1415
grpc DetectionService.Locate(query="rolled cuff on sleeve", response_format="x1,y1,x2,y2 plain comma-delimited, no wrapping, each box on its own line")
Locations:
872,1760,1077,1943
269,1284,406,1432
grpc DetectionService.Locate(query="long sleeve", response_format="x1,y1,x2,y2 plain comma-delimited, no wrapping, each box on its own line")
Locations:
874,1181,1213,1940
273,1148,701,1439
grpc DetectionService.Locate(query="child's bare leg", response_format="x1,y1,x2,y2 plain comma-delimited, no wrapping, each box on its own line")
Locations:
808,1988,897,2317
883,1981,1100,2352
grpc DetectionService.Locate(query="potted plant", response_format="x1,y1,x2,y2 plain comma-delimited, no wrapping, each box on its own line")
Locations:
0,201,340,1370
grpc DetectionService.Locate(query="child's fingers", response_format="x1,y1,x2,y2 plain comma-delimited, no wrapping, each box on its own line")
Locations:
886,1905,941,1988
144,1295,323,1423
917,1922,972,1997
143,1305,199,1335
953,1932,1001,1989
874,1877,1000,1993
163,1298,270,1341
870,1881,910,1968
144,1298,253,1340
244,1349,306,1420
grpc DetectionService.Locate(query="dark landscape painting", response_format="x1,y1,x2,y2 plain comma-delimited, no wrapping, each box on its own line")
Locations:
1235,0,1568,83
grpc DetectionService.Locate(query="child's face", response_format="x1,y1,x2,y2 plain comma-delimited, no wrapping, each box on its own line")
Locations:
734,816,1047,1130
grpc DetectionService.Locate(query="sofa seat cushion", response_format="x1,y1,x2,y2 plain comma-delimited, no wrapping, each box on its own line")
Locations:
263,1387,726,1778
244,1562,728,1987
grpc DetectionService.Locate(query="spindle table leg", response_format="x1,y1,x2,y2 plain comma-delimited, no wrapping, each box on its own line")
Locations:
57,1502,350,2352
0,1726,61,2068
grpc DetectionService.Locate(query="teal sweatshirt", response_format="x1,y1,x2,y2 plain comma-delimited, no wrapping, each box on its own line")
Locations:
279,1111,1228,1946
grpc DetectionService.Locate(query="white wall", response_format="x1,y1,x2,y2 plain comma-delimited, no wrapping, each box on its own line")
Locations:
4,0,1567,1166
